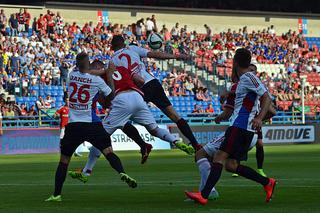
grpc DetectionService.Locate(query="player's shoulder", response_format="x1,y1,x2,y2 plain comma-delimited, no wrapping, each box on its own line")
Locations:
230,83,238,92
241,72,261,87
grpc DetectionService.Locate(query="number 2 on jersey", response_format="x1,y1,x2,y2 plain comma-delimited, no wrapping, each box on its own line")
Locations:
69,82,90,104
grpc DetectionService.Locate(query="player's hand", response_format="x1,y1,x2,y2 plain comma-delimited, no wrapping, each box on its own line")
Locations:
106,62,116,74
251,117,262,130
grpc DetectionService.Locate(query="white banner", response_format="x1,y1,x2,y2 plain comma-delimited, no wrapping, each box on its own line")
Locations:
77,124,171,152
262,125,315,144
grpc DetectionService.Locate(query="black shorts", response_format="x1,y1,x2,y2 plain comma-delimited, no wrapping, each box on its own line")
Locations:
60,122,111,157
141,79,172,111
220,126,254,161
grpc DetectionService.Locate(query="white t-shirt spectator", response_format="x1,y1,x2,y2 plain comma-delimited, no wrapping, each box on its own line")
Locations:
51,66,60,79
146,19,154,31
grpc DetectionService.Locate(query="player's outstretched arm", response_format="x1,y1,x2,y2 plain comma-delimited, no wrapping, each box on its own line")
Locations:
147,51,190,61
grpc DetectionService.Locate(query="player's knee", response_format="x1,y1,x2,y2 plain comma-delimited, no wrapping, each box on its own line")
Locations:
195,149,207,162
59,154,71,164
162,106,180,122
146,125,159,135
213,150,228,164
102,146,113,156
225,160,238,173
256,139,263,147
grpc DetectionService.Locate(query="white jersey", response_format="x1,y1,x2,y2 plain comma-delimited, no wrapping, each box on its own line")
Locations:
68,70,112,123
128,45,155,84
230,72,267,132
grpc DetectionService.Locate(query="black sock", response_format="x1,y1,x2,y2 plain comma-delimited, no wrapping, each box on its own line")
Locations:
256,146,264,169
54,162,68,196
176,118,199,148
123,123,146,153
201,162,223,199
236,165,269,186
105,152,125,174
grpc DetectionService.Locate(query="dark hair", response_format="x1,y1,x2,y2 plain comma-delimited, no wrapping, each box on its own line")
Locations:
234,48,251,68
90,60,104,69
76,52,89,70
111,35,125,50
249,63,257,70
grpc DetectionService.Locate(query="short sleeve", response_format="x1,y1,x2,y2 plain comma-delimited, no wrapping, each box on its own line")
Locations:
242,73,267,96
129,45,149,57
96,77,112,97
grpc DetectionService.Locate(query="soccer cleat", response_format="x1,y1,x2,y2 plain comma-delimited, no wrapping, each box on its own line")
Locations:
120,173,137,188
264,178,277,202
175,140,195,155
184,191,208,205
257,169,267,177
232,173,239,177
68,170,89,183
208,190,219,200
141,143,153,164
45,195,62,202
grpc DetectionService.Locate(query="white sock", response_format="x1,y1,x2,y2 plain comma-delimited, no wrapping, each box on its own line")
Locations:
82,146,102,176
150,127,177,143
197,158,216,193
74,145,82,155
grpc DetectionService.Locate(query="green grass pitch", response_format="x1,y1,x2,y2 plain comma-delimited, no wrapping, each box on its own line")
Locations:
0,144,319,213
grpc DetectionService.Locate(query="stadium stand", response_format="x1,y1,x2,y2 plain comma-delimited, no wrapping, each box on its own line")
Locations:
0,8,319,127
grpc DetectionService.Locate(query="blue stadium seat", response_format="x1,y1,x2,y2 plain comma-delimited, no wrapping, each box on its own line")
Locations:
51,91,58,97
173,96,179,101
30,97,37,102
16,97,23,103
179,100,186,107
56,97,63,102
23,97,30,102
52,86,59,91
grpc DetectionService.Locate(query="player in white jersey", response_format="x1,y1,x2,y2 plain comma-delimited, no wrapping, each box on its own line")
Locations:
69,36,193,181
186,48,277,205
128,43,202,152
45,53,137,202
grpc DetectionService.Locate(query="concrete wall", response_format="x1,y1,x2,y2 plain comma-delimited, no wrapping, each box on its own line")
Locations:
1,4,320,36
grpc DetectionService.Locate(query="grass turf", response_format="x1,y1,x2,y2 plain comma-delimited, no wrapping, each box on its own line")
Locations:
0,144,319,213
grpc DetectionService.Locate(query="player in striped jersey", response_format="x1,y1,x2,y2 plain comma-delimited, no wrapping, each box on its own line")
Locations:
185,48,277,205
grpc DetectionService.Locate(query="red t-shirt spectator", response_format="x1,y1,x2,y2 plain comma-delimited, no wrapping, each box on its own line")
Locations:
56,106,69,128
45,13,54,27
37,16,46,31
24,12,31,25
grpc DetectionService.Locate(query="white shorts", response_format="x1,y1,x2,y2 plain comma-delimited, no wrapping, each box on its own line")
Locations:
60,127,65,139
203,132,258,157
103,91,157,134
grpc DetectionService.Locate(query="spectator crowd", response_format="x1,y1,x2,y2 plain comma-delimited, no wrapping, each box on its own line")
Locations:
0,7,319,123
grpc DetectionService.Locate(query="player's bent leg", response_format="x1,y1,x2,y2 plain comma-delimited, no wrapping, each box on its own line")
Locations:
256,139,266,177
147,125,194,155
45,154,71,202
162,105,201,151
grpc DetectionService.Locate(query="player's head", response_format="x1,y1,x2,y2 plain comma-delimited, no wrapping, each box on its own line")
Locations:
76,52,89,72
249,63,257,75
232,48,251,78
90,60,105,70
111,35,125,51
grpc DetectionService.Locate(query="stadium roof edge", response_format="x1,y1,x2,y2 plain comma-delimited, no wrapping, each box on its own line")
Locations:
43,1,320,19
0,4,44,9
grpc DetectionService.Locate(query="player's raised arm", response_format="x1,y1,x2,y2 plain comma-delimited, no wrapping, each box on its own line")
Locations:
147,51,190,60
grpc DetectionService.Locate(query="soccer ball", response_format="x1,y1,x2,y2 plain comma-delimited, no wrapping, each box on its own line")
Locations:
147,33,164,50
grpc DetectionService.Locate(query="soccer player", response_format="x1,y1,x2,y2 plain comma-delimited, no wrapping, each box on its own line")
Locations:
231,63,270,177
70,36,192,181
194,78,276,201
185,48,277,205
91,59,153,165
128,42,202,152
45,52,137,202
